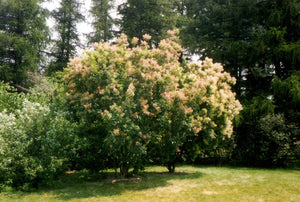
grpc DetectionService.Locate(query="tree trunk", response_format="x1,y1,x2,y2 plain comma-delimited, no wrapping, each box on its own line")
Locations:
167,163,175,173
235,66,242,98
275,61,282,79
120,164,129,178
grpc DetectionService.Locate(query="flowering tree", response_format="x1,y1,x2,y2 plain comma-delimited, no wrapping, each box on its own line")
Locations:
64,30,242,176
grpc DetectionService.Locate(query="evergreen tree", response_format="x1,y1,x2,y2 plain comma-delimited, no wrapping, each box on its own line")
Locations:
256,0,300,79
243,0,300,98
89,0,115,43
180,0,300,99
180,0,260,98
0,0,49,88
47,0,84,74
118,0,177,46
177,0,300,166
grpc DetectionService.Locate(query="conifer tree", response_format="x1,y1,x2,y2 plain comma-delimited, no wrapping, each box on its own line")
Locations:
47,0,84,74
0,0,49,88
118,0,177,46
89,0,115,43
179,0,300,99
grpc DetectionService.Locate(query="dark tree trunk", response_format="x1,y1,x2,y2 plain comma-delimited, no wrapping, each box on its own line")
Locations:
235,66,242,99
120,163,129,178
167,163,175,173
275,61,282,79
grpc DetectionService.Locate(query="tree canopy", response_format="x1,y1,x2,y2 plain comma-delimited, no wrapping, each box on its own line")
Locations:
118,0,177,46
0,0,49,88
88,0,115,43
47,0,84,74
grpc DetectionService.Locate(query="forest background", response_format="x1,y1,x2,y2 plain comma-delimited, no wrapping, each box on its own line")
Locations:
0,0,299,190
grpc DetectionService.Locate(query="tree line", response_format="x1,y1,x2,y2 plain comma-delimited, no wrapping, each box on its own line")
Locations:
0,0,299,190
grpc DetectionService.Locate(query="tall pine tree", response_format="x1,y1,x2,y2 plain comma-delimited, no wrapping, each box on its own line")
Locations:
47,0,84,74
89,0,115,43
0,0,49,88
179,0,300,99
256,0,300,79
179,0,260,98
118,0,177,46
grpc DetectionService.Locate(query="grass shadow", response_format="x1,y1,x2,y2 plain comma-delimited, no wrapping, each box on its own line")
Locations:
37,167,204,201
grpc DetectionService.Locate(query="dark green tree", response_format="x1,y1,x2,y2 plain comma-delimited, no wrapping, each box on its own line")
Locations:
180,0,262,98
242,0,300,98
118,0,177,46
176,0,300,166
180,0,300,99
88,0,115,43
0,0,49,88
256,0,300,79
273,71,300,123
47,0,84,74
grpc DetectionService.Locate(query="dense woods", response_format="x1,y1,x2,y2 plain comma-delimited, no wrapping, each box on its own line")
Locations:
0,0,299,190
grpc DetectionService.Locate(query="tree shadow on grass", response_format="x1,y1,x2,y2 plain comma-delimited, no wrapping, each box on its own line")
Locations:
44,168,204,201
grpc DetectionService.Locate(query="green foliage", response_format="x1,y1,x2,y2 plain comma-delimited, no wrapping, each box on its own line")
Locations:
258,0,300,78
179,0,258,97
0,82,24,113
273,72,300,122
233,93,299,167
47,0,84,74
243,96,275,122
0,0,49,87
89,0,115,43
179,0,300,100
0,82,77,190
233,96,275,166
64,31,241,175
257,114,299,167
118,0,177,46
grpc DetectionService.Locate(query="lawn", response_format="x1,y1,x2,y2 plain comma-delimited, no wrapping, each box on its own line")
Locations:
1,165,299,201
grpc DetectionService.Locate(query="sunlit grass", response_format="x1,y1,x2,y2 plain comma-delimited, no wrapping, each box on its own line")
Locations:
1,165,299,201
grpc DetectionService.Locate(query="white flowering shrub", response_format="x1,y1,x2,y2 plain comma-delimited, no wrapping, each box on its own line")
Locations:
0,99,76,190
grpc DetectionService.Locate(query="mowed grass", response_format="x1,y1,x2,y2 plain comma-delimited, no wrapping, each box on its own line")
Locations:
1,165,299,202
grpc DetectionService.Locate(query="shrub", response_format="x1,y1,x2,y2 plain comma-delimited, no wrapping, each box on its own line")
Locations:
63,30,242,175
233,73,300,167
0,99,76,190
257,114,299,167
0,82,24,113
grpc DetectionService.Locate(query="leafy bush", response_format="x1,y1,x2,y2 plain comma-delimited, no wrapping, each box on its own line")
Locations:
0,82,24,113
273,71,300,124
0,99,76,190
232,95,274,164
64,30,242,175
233,73,300,167
257,114,299,167
233,97,299,167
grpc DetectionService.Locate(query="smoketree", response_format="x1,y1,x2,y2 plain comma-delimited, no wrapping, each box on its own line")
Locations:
63,30,242,175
